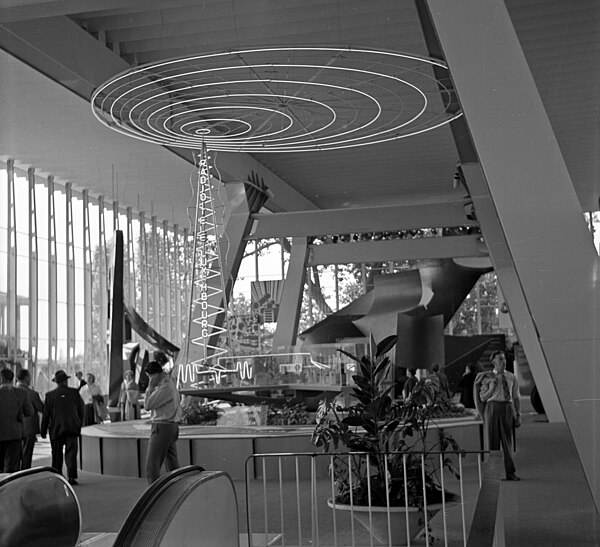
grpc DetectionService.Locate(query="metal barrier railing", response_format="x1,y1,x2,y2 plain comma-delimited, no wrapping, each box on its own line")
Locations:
244,450,489,547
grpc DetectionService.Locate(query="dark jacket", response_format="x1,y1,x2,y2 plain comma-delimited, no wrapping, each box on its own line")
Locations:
16,383,44,436
41,384,85,438
0,385,34,441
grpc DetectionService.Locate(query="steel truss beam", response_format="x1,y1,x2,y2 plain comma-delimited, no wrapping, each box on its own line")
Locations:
250,200,476,240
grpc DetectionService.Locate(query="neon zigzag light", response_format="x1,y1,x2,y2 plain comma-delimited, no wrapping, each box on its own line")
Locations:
179,353,331,385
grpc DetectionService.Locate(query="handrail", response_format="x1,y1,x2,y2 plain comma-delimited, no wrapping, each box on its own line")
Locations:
0,466,81,547
113,465,205,546
113,465,240,547
466,450,505,547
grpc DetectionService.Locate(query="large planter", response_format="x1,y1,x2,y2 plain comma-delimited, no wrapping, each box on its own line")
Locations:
327,498,444,546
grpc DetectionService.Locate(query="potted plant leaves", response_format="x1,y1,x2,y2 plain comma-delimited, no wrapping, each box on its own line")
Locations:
311,334,462,544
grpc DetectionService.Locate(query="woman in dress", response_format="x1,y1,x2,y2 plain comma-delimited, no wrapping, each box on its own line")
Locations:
119,370,140,421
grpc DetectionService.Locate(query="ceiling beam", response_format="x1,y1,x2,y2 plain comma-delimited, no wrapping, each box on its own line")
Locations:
307,234,486,266
0,15,317,212
248,200,476,239
0,0,216,24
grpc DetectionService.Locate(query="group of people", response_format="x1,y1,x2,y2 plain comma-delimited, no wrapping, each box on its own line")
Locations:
400,362,453,401
0,368,43,474
0,360,182,487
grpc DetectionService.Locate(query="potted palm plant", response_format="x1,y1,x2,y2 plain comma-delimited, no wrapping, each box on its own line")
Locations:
311,334,462,544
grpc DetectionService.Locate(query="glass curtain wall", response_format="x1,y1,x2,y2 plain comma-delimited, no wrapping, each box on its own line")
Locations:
0,161,191,395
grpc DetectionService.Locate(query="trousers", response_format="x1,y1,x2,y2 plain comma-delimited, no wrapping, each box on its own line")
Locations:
484,401,516,476
21,434,37,470
0,439,22,472
146,422,180,484
50,434,79,480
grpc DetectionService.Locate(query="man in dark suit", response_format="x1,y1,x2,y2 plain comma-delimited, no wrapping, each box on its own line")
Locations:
41,370,84,485
0,368,34,472
16,368,44,470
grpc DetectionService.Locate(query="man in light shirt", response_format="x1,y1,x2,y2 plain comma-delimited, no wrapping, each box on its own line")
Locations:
144,360,182,484
474,350,521,481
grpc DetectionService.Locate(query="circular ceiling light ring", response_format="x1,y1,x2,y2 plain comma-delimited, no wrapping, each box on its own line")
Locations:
92,46,461,152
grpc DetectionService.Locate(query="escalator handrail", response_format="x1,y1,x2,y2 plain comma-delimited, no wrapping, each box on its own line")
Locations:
113,465,205,547
0,465,64,487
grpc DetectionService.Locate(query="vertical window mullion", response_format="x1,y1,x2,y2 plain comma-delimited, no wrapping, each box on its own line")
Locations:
126,207,136,309
139,211,148,324
65,183,76,369
183,227,191,346
163,220,172,340
83,190,93,368
28,167,38,369
173,225,182,346
98,196,108,370
48,176,57,366
6,160,18,362
151,216,160,332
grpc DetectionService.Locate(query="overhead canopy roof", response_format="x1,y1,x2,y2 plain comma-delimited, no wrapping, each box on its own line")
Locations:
0,0,598,225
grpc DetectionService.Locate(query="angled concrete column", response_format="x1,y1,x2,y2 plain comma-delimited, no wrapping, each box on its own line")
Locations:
272,238,310,350
427,0,600,510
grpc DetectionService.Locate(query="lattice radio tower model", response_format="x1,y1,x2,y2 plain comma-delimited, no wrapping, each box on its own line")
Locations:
178,139,229,387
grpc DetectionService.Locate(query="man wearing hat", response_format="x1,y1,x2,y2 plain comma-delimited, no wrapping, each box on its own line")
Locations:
144,360,182,484
41,370,85,485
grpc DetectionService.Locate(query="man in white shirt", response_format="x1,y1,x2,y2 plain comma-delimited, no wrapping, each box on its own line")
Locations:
144,360,182,484
474,350,521,481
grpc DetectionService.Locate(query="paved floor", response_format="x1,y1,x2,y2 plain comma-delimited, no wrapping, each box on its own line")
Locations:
31,403,600,546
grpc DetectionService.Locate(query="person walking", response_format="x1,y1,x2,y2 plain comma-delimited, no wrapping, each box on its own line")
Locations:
144,360,182,484
474,350,521,481
0,368,34,472
15,368,44,470
41,370,84,485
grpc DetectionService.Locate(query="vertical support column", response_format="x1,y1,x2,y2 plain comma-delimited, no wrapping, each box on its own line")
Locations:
27,168,38,370
163,220,172,340
426,0,600,509
47,176,57,366
98,196,108,372
6,160,17,362
272,237,309,350
65,183,76,369
82,190,93,369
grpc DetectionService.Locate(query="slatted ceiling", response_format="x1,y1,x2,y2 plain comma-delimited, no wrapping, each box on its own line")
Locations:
72,0,425,62
77,0,412,33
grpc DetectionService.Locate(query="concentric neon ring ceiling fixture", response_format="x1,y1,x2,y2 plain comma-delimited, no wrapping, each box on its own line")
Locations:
91,47,461,152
